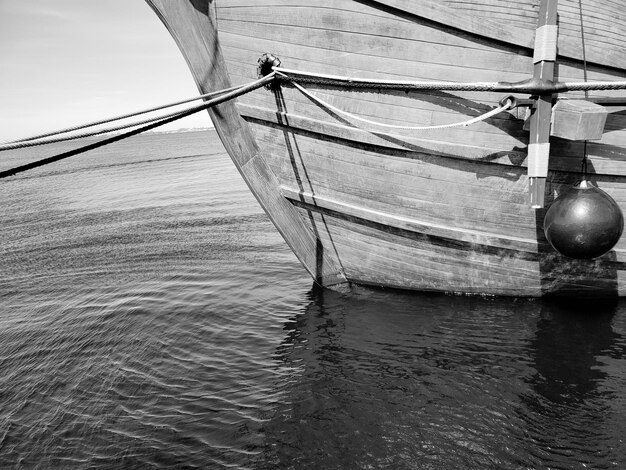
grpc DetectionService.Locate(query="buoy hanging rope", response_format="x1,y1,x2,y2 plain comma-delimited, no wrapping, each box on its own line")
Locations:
0,73,276,179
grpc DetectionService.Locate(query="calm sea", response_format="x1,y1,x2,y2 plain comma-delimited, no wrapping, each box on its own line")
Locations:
1,130,625,469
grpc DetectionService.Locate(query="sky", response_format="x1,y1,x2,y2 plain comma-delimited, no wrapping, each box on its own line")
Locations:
0,0,213,141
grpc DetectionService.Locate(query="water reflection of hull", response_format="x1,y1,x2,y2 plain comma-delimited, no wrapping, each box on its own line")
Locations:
261,288,626,468
520,299,625,467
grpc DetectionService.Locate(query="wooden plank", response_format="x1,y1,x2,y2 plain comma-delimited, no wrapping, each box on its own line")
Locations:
359,0,626,70
300,204,626,295
217,18,534,78
238,102,626,177
224,60,527,150
281,187,540,253
250,115,626,250
218,0,626,67
261,127,542,240
238,103,524,163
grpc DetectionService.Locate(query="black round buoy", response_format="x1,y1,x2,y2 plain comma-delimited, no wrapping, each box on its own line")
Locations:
543,180,624,259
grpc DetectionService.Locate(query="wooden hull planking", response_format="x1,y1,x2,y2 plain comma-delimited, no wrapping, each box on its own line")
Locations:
147,0,626,296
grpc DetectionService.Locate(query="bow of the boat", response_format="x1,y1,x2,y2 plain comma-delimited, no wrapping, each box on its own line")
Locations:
145,0,626,297
144,0,348,287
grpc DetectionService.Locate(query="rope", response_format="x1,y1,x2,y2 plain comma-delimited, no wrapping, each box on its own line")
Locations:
560,81,626,91
2,108,191,151
274,66,626,93
284,76,514,131
274,66,505,92
579,0,589,178
1,100,215,151
4,85,242,145
0,73,275,179
578,0,589,94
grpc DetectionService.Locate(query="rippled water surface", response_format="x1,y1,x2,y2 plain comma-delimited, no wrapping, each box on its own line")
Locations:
1,131,625,469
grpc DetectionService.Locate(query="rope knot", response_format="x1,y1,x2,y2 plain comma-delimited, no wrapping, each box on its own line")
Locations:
257,53,281,90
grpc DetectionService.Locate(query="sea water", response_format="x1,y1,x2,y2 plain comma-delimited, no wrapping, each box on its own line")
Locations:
1,130,625,469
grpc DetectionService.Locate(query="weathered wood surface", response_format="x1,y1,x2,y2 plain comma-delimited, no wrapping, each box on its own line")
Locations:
551,100,608,141
149,0,626,296
217,0,626,70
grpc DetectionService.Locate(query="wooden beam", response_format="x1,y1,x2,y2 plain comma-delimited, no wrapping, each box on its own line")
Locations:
527,0,558,208
280,186,539,254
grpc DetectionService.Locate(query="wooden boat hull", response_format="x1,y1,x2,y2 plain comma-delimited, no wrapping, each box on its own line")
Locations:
146,0,626,296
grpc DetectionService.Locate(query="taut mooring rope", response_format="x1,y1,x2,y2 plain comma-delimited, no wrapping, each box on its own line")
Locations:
0,85,248,151
0,73,275,179
4,84,243,146
274,66,508,92
273,66,626,94
2,107,198,151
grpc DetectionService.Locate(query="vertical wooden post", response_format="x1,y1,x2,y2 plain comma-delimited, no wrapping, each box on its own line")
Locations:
528,0,558,208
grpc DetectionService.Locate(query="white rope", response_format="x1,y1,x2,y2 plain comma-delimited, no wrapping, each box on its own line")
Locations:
286,78,513,131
